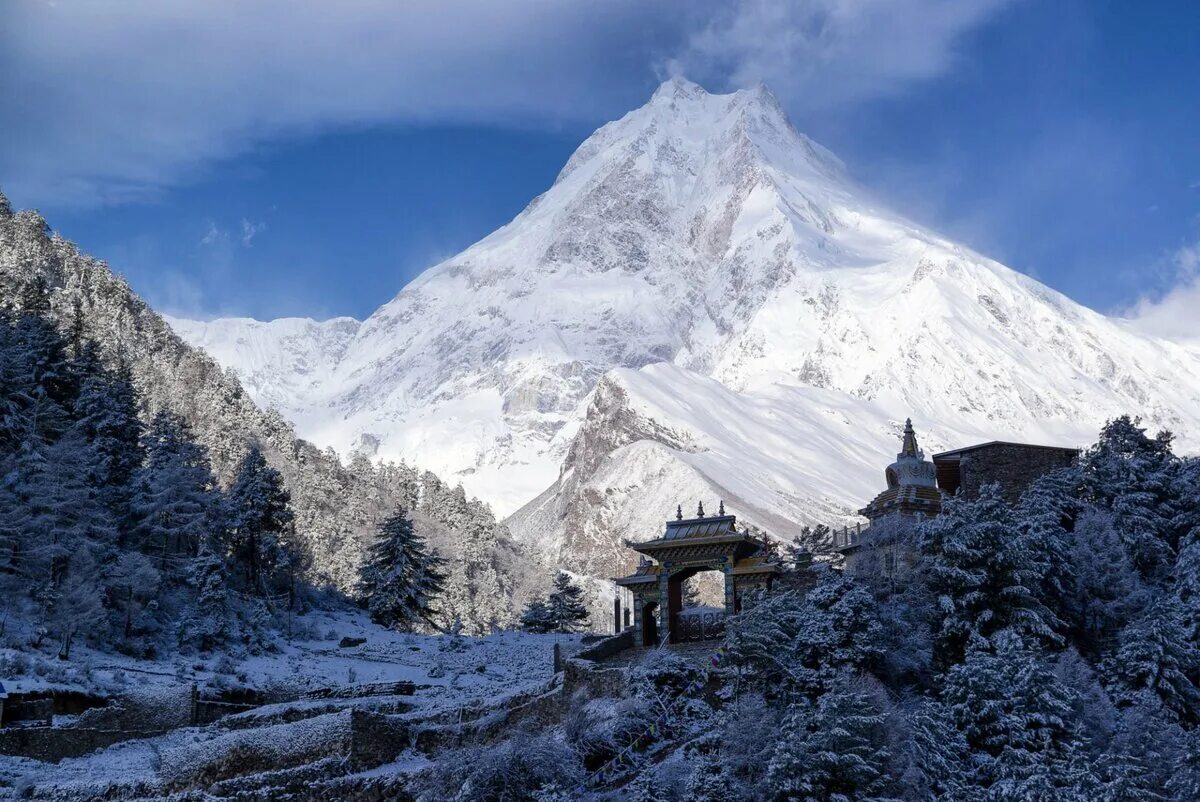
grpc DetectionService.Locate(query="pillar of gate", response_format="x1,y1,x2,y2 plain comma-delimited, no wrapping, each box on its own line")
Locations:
723,560,736,617
658,571,671,646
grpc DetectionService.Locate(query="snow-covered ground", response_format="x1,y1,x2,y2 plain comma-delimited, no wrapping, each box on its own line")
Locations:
2,609,575,700
0,610,582,798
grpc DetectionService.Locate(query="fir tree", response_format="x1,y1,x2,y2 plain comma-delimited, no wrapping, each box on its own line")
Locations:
227,445,294,596
895,698,975,802
519,597,554,634
683,753,736,802
941,634,1082,792
1016,467,1082,637
134,411,223,565
725,567,883,700
1067,510,1151,659
1104,594,1200,725
106,551,161,643
179,535,231,651
359,507,446,631
74,348,143,530
544,571,589,633
1079,416,1180,583
1168,727,1200,801
920,484,1062,668
764,677,893,801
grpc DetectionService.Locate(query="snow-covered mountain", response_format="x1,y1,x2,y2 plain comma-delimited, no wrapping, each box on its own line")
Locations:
172,78,1200,580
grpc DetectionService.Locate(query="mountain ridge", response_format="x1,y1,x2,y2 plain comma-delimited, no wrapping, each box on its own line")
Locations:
168,78,1200,580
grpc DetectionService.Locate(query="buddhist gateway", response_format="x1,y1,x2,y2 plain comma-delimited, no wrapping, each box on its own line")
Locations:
613,420,1078,646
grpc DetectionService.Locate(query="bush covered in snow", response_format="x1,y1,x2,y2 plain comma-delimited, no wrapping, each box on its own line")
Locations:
415,728,583,802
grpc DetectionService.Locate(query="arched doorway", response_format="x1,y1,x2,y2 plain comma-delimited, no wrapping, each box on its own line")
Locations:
641,601,659,647
667,567,725,643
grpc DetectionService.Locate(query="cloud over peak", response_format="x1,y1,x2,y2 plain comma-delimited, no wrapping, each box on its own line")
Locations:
1,0,1012,208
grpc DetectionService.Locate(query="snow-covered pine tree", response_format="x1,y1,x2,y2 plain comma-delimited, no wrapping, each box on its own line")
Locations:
134,410,224,569
106,551,161,644
50,549,106,660
1092,730,1172,802
544,571,589,634
227,445,295,598
895,698,975,802
682,752,736,802
1169,727,1200,802
920,483,1062,668
941,633,1083,793
179,534,232,651
763,676,893,801
1017,466,1083,639
359,507,447,631
1079,415,1180,584
725,566,883,700
1066,509,1151,660
519,597,554,634
1103,593,1200,725
73,345,143,532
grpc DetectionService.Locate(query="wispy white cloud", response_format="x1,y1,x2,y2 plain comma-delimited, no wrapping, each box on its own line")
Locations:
199,222,227,248
1128,238,1200,342
0,0,1011,208
664,0,1013,113
240,219,267,247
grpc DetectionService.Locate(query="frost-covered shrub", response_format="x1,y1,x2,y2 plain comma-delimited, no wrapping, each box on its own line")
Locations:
0,650,31,677
416,729,583,802
631,649,705,698
565,696,657,770
715,694,782,796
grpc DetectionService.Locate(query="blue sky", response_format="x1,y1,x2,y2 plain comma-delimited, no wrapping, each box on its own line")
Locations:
2,1,1198,328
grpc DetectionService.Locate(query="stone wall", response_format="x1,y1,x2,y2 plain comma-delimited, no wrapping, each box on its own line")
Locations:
1,696,53,726
0,726,163,762
958,444,1077,502
574,629,634,662
347,710,410,769
77,685,194,731
563,658,628,699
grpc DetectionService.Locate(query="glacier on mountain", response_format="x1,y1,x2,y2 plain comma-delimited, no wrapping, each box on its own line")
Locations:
171,77,1200,580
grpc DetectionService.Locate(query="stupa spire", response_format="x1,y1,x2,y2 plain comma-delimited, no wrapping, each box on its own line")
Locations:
900,418,920,458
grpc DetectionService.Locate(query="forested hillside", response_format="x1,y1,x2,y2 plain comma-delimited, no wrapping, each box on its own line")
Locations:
0,192,532,645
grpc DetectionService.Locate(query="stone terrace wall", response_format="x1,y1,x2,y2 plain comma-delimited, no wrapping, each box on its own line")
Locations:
0,726,163,762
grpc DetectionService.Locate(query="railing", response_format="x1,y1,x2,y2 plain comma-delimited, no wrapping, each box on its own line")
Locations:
831,522,865,549
672,611,726,642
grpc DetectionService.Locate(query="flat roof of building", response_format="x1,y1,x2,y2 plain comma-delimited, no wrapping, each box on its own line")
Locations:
931,440,1081,460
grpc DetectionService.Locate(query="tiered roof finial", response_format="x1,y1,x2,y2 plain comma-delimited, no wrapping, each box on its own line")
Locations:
697,501,705,518
676,504,683,520
719,500,725,516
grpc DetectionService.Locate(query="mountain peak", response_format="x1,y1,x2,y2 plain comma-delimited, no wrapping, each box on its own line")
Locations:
651,75,708,102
